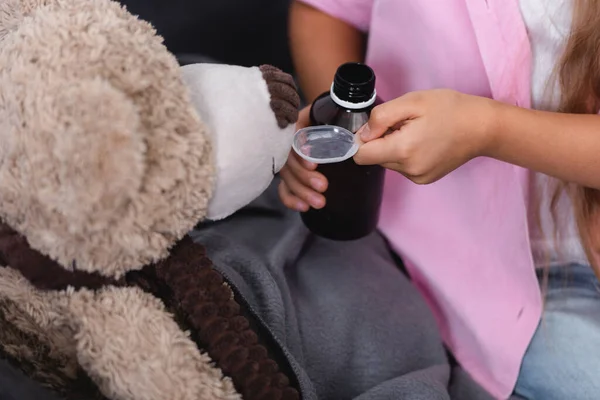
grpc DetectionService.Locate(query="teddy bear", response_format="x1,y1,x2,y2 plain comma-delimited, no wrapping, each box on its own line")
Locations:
0,0,302,399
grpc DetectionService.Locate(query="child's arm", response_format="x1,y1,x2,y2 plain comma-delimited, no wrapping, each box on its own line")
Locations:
279,0,373,212
289,1,371,102
354,90,600,190
487,102,600,189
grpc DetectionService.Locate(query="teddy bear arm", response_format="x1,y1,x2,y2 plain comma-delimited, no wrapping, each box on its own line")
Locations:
258,65,300,129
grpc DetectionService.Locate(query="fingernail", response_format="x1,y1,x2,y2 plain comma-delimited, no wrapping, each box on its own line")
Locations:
310,195,324,209
310,177,325,192
296,201,309,212
359,124,372,141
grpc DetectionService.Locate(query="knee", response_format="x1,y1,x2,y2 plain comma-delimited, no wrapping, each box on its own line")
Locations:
515,311,600,400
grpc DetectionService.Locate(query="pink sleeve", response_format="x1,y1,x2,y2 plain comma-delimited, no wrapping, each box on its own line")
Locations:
297,0,375,32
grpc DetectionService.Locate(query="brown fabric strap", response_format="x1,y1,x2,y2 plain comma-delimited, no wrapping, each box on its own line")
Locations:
153,236,300,400
0,220,300,399
0,222,121,291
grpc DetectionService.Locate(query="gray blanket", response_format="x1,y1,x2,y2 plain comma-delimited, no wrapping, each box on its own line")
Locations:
191,179,496,400
0,179,499,400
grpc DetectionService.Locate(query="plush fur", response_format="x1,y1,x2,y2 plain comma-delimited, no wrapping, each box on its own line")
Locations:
0,267,74,358
65,286,241,400
0,268,96,399
0,0,214,279
0,221,301,400
0,0,300,398
0,299,98,400
0,265,242,400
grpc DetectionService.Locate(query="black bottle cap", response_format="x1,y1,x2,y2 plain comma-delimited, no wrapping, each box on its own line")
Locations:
332,63,376,104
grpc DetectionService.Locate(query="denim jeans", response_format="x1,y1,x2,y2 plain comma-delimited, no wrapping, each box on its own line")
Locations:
513,264,600,400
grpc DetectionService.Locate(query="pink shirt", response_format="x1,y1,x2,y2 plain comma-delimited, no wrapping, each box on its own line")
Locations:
299,0,541,398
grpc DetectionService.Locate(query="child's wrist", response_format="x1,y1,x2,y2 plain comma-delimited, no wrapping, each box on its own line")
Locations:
477,98,505,158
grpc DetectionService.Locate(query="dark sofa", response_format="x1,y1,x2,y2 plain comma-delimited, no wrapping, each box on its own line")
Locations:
119,0,294,72
0,358,62,400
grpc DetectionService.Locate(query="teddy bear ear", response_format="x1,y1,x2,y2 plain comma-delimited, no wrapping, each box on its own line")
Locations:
0,0,214,278
0,76,148,271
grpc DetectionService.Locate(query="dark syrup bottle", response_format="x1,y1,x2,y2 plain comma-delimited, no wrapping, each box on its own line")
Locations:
301,62,385,241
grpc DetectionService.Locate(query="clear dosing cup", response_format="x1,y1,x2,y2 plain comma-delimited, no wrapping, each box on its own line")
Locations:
292,125,359,165
292,125,384,241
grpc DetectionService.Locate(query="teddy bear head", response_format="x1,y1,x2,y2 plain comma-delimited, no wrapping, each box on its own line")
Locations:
0,0,299,279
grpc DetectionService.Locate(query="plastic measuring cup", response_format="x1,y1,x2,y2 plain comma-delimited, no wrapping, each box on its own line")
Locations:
292,125,359,165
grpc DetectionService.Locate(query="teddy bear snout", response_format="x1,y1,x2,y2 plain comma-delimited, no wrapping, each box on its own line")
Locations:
258,65,300,129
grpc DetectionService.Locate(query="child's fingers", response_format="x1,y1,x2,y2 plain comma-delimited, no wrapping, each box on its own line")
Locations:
279,166,326,209
278,180,309,212
296,106,311,130
358,95,418,141
289,150,318,171
287,152,328,193
354,134,401,166
381,162,403,172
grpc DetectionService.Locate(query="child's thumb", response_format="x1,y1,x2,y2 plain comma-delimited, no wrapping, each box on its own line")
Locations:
359,96,415,141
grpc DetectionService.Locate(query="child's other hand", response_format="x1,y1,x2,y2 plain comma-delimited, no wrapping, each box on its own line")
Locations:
354,89,496,184
278,106,328,211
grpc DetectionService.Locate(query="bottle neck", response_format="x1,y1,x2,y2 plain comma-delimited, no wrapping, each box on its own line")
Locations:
329,83,377,110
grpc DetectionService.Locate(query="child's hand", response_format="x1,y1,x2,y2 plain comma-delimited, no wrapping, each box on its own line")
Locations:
354,89,496,184
278,106,328,211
